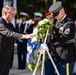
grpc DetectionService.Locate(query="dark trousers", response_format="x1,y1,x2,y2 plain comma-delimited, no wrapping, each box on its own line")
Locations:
45,58,75,75
10,49,14,68
17,41,27,69
56,62,75,75
45,58,55,75
0,61,10,75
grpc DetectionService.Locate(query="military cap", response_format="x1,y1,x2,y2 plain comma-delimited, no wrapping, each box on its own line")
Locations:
48,1,62,17
34,12,43,17
20,12,28,17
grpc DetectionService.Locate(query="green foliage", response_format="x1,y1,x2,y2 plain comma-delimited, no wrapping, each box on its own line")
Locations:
62,0,76,20
27,19,54,71
17,0,76,20
17,0,52,19
36,22,53,43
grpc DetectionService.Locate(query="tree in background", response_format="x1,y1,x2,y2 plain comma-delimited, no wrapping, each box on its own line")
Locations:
16,0,53,19
0,0,76,20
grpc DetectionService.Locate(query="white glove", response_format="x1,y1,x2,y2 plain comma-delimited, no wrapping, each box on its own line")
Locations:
39,43,49,51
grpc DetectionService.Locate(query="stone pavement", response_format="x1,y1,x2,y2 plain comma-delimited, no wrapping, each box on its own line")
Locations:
9,52,41,75
9,69,40,75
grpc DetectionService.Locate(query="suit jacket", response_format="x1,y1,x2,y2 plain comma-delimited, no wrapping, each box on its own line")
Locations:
48,15,76,63
0,17,23,62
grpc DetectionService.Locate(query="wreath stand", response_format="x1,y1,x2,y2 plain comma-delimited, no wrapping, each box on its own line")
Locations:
32,25,60,75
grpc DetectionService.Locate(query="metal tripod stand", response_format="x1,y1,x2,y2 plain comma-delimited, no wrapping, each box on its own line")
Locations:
32,25,60,75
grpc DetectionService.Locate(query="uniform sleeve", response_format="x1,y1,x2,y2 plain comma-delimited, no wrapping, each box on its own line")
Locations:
48,21,75,50
0,23,23,40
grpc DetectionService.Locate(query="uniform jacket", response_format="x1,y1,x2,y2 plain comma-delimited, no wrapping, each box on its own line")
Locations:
48,15,76,63
16,22,34,34
0,17,23,62
16,22,34,43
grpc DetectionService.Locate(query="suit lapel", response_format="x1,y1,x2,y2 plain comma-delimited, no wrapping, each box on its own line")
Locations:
1,17,13,31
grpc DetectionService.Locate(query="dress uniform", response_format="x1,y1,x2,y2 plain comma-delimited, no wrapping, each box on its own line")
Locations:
34,12,43,26
16,12,34,69
44,1,76,75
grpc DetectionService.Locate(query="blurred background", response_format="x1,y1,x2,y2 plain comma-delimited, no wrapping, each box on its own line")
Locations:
0,0,76,75
0,0,76,20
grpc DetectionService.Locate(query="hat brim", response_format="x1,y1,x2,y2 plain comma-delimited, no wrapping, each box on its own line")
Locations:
53,11,60,17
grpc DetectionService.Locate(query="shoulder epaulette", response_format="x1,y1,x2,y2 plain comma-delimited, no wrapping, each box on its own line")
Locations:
67,21,74,24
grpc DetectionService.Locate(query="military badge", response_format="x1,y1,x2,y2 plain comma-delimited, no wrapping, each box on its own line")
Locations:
59,27,64,34
64,28,70,34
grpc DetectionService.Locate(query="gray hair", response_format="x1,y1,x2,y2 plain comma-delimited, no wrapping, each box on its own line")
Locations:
2,5,16,16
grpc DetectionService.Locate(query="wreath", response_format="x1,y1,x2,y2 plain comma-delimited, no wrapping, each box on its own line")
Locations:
27,19,54,71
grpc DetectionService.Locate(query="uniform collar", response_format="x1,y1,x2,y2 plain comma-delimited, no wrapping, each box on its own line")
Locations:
61,14,66,22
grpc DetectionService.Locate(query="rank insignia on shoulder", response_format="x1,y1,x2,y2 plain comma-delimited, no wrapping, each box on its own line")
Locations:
64,28,70,34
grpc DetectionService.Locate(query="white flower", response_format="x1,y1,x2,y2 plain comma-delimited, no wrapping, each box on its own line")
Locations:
33,28,38,35
38,20,45,25
43,18,52,24
38,19,50,25
43,18,49,23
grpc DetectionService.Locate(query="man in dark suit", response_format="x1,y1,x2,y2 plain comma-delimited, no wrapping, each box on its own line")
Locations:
40,1,76,75
9,22,18,68
0,5,34,75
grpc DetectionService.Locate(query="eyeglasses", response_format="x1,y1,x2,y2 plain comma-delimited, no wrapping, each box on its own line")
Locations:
7,12,15,16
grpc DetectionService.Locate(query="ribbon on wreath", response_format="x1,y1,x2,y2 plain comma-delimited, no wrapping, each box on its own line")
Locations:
27,39,38,63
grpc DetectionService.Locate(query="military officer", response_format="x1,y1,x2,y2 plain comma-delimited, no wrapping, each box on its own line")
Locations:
34,12,43,26
16,12,34,69
40,1,76,75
